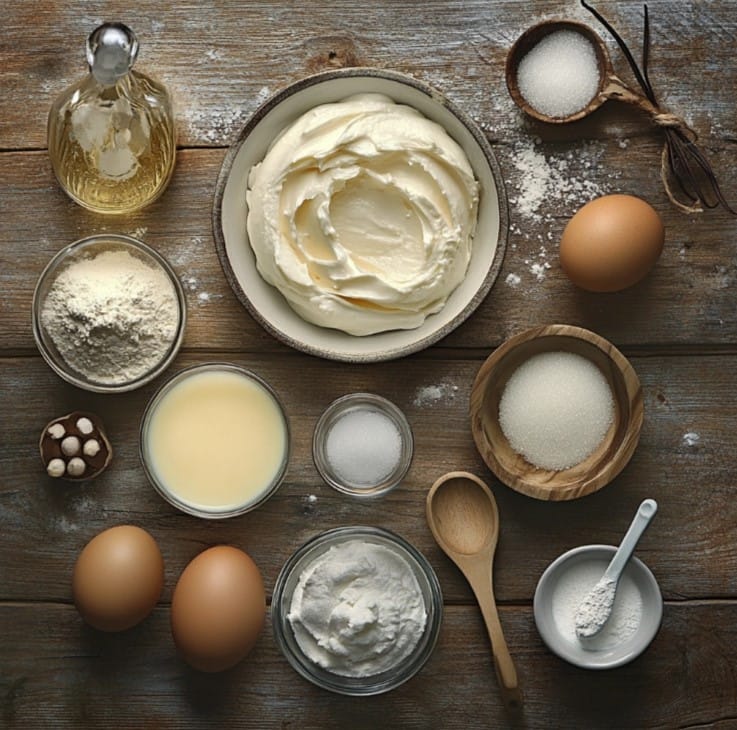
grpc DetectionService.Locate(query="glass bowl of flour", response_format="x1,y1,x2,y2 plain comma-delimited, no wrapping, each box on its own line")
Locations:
272,526,443,695
33,234,186,392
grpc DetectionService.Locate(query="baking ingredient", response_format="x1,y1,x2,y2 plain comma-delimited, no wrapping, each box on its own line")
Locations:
143,367,288,514
560,194,664,292
324,408,402,487
517,30,600,118
47,458,66,478
246,93,479,335
498,351,614,470
47,23,176,214
67,457,86,477
40,411,112,480
40,247,179,384
76,417,94,435
171,546,266,672
72,525,164,632
574,576,616,638
552,559,642,651
287,539,427,677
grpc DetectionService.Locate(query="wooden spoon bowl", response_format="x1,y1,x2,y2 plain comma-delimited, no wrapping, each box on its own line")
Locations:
470,324,643,501
505,19,611,123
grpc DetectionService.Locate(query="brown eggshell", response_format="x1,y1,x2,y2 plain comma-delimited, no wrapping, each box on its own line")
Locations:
171,545,266,672
72,525,164,632
560,194,665,292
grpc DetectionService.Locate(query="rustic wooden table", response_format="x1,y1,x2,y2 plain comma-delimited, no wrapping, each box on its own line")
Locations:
2,1,736,728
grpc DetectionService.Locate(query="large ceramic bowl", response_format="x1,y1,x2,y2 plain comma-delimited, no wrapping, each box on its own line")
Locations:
213,67,507,362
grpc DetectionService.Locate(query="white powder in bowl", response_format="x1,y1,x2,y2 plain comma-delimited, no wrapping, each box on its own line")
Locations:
552,560,642,651
41,249,179,385
498,351,614,470
325,409,402,487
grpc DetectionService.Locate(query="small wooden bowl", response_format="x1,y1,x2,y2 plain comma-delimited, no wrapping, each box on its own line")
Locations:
469,324,643,501
505,20,611,124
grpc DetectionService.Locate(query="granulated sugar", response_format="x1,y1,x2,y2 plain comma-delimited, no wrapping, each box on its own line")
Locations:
325,409,402,486
517,29,600,118
499,351,614,470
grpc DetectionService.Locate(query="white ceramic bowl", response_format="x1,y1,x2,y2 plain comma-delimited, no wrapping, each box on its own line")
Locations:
213,67,507,362
534,544,662,669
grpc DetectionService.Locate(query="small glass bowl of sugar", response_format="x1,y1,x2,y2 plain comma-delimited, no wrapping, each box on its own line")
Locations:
312,393,413,497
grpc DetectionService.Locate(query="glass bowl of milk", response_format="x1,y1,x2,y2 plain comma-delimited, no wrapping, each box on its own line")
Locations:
140,363,290,518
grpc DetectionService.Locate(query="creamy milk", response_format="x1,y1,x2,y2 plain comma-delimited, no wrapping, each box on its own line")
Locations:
145,368,288,513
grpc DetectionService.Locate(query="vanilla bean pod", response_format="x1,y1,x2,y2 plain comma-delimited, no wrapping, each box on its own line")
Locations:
582,0,735,214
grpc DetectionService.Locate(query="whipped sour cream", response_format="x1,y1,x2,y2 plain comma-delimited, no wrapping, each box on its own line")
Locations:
246,93,479,335
287,539,427,677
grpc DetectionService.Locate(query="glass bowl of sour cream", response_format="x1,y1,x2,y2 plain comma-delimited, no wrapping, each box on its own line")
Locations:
272,526,443,695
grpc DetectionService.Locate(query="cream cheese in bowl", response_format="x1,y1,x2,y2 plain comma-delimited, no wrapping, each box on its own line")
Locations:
213,67,507,362
246,93,479,335
272,526,442,695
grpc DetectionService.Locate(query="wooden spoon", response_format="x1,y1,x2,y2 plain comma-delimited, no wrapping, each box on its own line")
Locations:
426,471,522,712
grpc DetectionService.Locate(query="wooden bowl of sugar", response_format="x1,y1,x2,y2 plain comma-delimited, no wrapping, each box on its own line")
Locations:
470,324,643,501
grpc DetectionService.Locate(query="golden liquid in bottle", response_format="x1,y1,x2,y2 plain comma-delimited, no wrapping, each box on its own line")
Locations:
49,73,176,214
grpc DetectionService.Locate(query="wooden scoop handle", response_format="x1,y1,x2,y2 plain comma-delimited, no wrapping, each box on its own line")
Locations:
464,560,522,713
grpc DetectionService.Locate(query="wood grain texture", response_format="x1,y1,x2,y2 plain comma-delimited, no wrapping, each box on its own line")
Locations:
2,0,737,727
1,602,737,730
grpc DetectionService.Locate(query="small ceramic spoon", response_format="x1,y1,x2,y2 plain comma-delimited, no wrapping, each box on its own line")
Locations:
575,498,658,639
426,471,522,712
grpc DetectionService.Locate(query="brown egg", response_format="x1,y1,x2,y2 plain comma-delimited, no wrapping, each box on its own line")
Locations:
560,194,664,292
72,525,164,632
171,546,266,672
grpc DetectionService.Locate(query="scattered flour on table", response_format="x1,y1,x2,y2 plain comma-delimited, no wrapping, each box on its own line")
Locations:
507,139,607,224
682,432,701,447
413,382,459,408
179,87,271,144
505,272,522,288
182,274,223,305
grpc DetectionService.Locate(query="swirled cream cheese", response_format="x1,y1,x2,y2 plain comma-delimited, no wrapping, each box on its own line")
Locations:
246,93,479,335
287,539,427,677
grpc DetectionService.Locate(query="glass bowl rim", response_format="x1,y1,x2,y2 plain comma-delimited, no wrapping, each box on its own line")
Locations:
32,233,186,393
312,392,414,497
271,525,443,695
139,361,291,519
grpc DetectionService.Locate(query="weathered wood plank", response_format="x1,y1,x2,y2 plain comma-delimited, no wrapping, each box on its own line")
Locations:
2,1,735,152
1,147,735,355
1,602,735,729
1,353,734,603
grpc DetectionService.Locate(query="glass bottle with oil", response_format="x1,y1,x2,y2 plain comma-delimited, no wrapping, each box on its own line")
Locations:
48,23,176,214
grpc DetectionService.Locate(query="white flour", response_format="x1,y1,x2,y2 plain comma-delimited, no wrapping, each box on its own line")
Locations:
41,249,179,384
574,576,616,638
552,560,642,651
